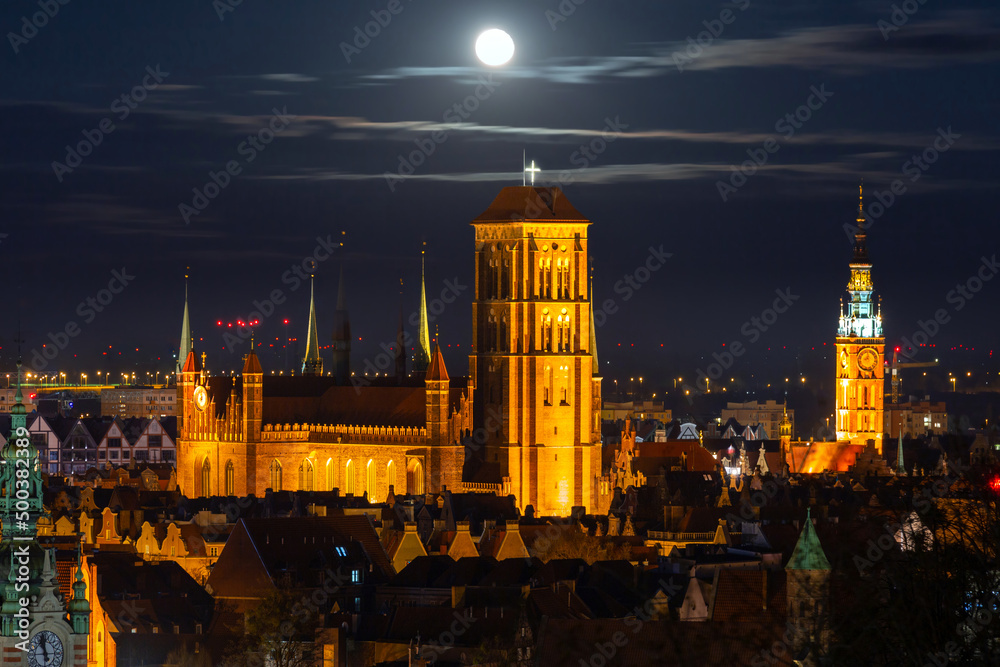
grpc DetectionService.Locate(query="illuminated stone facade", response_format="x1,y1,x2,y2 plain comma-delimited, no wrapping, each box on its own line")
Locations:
176,344,471,500
836,187,885,452
469,187,603,516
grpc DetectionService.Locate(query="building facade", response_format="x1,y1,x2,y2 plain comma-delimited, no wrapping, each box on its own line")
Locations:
884,400,948,439
835,188,885,452
721,400,794,440
176,273,472,499
100,386,177,418
470,186,603,516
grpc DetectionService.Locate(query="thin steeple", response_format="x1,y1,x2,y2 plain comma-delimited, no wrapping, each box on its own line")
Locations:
852,182,869,263
302,275,323,376
896,431,906,475
415,245,431,373
177,270,191,376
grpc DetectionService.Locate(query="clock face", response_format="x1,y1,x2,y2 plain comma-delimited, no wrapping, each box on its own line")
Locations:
193,385,208,411
858,348,878,372
27,631,63,667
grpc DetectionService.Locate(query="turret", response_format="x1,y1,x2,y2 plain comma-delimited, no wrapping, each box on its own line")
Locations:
786,508,832,659
425,342,450,446
68,546,90,635
242,346,263,442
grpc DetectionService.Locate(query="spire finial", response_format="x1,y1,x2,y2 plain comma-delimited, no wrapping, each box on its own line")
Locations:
856,180,865,226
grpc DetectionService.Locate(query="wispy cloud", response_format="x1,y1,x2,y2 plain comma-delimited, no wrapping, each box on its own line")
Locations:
364,15,1000,83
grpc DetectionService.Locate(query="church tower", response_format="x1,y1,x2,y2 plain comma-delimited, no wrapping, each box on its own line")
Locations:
302,276,324,376
836,186,885,452
470,186,602,516
786,509,832,660
331,267,351,384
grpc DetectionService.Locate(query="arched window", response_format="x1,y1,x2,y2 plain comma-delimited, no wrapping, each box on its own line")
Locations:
544,365,552,405
541,309,552,352
407,459,424,496
269,459,282,491
539,257,552,298
558,308,570,352
201,458,211,497
386,460,396,495
299,459,314,492
560,364,570,405
326,458,334,492
556,258,571,298
345,460,355,495
366,459,376,500
224,460,234,496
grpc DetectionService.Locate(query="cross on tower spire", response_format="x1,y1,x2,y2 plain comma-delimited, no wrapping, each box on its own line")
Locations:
524,160,541,186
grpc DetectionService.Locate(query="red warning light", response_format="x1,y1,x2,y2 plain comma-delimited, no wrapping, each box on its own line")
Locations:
989,476,1000,494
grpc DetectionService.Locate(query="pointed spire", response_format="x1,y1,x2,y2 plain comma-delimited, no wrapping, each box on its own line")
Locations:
177,270,191,376
787,508,831,570
426,342,449,382
302,275,323,376
589,272,599,373
416,246,431,372
896,431,906,475
852,182,869,263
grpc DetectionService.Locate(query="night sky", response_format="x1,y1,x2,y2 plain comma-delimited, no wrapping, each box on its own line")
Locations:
3,0,999,398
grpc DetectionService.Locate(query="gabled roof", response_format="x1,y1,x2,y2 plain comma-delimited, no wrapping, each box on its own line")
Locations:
182,349,201,373
243,350,262,374
471,186,589,223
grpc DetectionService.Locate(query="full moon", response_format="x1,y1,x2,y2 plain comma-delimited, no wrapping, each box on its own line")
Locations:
475,29,514,66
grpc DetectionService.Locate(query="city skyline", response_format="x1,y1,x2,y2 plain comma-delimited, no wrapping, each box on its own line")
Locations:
2,0,999,384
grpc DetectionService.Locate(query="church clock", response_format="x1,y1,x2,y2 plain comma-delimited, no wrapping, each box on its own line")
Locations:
858,348,878,372
27,631,63,667
193,385,208,411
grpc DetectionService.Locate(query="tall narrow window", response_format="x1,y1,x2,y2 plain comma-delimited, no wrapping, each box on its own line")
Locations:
557,309,570,352
201,458,211,497
345,460,355,495
326,458,334,491
541,309,552,352
269,459,282,491
386,460,396,494
298,459,314,491
544,365,552,405
224,460,234,496
366,459,376,500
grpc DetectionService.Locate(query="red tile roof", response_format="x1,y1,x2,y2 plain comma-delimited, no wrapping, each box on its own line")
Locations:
471,187,588,223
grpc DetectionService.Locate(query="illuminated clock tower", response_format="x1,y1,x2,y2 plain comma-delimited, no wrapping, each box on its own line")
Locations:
470,186,602,516
836,187,885,451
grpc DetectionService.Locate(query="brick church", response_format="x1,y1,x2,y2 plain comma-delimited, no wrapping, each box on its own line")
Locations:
177,185,606,516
